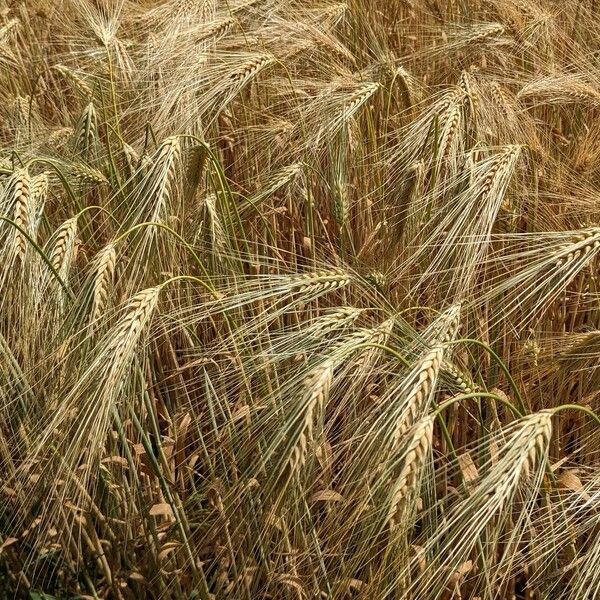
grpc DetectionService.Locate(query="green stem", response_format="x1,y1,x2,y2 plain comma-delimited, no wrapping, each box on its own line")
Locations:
444,338,527,414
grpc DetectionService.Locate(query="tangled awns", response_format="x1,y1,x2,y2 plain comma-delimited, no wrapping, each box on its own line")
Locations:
2,0,600,598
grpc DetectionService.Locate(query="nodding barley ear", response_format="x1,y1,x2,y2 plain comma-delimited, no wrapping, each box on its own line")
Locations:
489,80,513,117
287,361,334,479
315,2,348,25
1,168,31,263
197,192,226,255
12,181,29,263
443,360,480,394
333,175,349,230
229,54,274,87
438,103,462,159
477,144,521,202
12,95,32,130
123,142,140,171
290,269,351,295
109,286,162,366
394,345,444,442
459,70,478,116
73,102,98,158
387,415,434,529
365,270,387,290
70,163,107,186
182,144,207,203
314,81,380,149
390,64,420,108
195,16,236,43
29,173,48,239
91,244,117,322
441,303,462,342
342,82,380,118
462,22,505,46
553,228,600,269
326,317,394,370
422,303,462,347
305,306,364,338
46,127,75,151
47,217,78,281
175,0,215,21
137,136,182,226
435,87,468,122
52,64,93,100
518,75,600,108
243,162,304,215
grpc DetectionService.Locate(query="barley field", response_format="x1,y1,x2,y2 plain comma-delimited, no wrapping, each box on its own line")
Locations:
1,0,600,598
